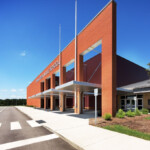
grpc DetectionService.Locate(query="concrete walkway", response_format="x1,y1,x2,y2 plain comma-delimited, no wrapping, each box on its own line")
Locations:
16,106,150,150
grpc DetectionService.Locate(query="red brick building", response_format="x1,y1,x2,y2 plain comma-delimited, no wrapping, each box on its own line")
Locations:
27,1,150,116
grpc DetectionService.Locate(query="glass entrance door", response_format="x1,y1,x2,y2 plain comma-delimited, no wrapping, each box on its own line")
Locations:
126,99,135,111
126,99,131,110
120,95,143,111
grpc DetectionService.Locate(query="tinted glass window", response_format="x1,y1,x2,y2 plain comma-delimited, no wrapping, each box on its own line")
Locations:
121,100,125,105
138,99,142,105
137,95,143,98
121,96,125,99
148,99,150,105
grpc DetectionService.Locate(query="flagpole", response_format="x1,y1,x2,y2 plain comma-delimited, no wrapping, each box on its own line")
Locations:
59,24,61,108
75,0,77,109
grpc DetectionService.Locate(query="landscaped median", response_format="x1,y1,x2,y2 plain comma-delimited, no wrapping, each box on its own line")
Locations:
89,108,150,140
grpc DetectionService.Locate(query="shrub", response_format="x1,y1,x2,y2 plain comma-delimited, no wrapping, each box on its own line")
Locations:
126,110,135,117
141,108,149,114
135,108,141,116
26,105,34,107
116,109,126,118
103,113,112,120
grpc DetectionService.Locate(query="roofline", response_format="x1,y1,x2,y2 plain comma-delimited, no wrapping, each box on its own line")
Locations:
28,1,114,87
117,54,147,70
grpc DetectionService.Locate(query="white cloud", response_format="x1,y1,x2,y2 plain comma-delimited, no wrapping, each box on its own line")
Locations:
10,95,26,99
20,51,26,56
10,95,17,98
18,89,24,92
0,89,8,92
0,88,26,99
11,89,17,92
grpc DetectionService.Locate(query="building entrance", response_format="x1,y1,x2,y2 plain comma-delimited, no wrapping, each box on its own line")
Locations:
41,98,44,108
46,97,50,109
120,95,143,111
55,98,59,110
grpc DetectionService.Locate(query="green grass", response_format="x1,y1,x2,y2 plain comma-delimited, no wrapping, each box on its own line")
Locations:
145,117,150,120
103,125,150,140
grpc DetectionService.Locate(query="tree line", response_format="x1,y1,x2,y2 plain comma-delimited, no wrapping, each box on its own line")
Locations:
0,99,26,106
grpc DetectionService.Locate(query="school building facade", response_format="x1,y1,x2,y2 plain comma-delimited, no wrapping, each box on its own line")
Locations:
27,1,150,116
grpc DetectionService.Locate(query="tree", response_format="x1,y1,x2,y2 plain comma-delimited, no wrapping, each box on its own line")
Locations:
146,63,150,79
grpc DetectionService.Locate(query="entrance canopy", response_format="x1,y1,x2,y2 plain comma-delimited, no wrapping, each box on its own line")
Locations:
55,80,101,92
119,79,150,94
29,81,101,99
29,89,74,99
29,80,134,99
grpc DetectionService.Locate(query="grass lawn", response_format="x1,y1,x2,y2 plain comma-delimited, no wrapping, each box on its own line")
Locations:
145,117,150,120
103,125,150,141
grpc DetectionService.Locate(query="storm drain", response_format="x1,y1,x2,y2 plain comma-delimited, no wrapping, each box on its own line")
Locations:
36,120,46,124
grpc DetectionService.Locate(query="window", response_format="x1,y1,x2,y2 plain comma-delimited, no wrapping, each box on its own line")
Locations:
138,99,142,105
121,100,125,105
137,95,143,98
121,96,125,99
138,99,143,110
148,99,150,105
120,97,125,110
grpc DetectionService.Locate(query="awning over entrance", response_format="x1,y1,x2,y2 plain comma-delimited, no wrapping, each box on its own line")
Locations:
116,87,133,95
29,80,134,99
29,88,74,99
119,79,150,94
55,80,101,92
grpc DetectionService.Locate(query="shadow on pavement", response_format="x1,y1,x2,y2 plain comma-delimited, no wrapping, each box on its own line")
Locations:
35,107,95,119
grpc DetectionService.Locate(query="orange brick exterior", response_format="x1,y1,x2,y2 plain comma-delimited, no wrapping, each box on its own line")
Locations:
27,1,117,116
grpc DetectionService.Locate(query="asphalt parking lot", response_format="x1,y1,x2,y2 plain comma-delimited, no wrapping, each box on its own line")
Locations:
0,107,76,150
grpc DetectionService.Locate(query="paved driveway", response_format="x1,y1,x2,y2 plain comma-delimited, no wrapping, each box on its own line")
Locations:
0,107,76,150
16,106,150,150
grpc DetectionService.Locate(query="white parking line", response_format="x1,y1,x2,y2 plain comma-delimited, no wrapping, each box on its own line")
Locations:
11,122,22,130
26,120,42,127
0,134,59,150
0,123,1,127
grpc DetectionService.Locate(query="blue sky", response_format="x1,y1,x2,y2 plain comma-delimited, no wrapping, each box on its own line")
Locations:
0,0,150,99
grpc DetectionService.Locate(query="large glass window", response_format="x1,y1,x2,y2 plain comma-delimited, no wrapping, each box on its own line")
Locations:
121,100,125,110
137,95,143,98
148,99,150,105
138,99,143,110
120,95,143,111
131,100,135,109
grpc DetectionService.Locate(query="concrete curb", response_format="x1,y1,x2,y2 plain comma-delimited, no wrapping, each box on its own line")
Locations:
15,106,84,150
15,106,33,120
43,125,84,150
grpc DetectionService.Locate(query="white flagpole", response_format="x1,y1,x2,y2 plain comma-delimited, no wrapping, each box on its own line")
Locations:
75,0,77,109
59,24,61,85
75,0,77,81
59,24,61,108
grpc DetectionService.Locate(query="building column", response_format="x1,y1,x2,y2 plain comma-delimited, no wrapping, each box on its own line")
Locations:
59,66,66,112
44,79,47,109
50,74,55,110
101,1,116,117
74,55,84,114
75,91,83,114
135,96,137,110
60,93,65,112
125,96,127,111
50,95,55,110
44,96,46,109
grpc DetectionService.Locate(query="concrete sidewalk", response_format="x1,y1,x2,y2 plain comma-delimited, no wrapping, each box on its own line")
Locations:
16,106,150,150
